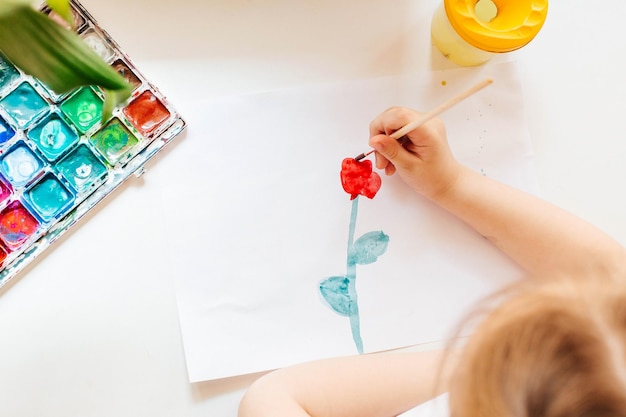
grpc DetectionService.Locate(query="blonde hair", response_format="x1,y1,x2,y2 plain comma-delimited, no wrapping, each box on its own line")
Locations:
449,278,626,417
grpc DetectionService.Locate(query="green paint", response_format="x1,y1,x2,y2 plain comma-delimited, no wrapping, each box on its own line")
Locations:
89,118,138,165
60,86,103,133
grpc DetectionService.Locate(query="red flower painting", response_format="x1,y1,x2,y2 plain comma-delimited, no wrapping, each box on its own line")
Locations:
340,158,381,200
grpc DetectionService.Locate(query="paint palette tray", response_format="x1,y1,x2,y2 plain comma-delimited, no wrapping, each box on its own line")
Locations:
0,0,185,288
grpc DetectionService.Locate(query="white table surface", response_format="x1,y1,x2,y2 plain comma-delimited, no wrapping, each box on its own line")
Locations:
1,1,625,415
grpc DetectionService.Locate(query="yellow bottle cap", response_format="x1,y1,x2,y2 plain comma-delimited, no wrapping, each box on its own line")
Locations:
444,0,548,53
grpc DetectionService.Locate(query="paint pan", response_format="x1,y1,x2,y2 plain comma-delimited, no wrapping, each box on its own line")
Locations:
0,0,186,287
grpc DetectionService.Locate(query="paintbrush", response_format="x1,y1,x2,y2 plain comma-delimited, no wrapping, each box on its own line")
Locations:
354,77,494,161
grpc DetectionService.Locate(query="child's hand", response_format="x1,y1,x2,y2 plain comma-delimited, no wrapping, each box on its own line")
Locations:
368,106,461,200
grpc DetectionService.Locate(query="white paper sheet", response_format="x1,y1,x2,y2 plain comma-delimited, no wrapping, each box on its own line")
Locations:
161,61,534,382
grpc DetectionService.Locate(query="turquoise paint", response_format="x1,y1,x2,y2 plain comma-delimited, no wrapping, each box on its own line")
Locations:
319,276,353,316
28,113,79,161
0,83,49,129
348,231,390,265
345,197,363,352
25,173,75,221
55,144,107,193
0,54,19,91
0,116,14,144
0,143,43,187
319,196,390,354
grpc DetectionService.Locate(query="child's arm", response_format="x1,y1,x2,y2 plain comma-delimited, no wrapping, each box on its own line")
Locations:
369,107,626,280
238,349,457,417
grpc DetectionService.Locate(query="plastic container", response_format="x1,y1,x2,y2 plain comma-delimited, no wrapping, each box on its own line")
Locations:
431,0,548,66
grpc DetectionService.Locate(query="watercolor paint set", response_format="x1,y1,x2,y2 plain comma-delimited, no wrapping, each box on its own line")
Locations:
0,0,185,288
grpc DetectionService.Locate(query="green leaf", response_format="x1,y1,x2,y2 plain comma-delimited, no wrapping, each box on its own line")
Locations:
0,3,131,119
102,87,132,122
0,0,31,15
45,0,73,29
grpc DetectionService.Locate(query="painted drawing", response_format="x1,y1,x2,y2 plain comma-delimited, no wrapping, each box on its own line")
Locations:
319,157,389,353
167,62,534,382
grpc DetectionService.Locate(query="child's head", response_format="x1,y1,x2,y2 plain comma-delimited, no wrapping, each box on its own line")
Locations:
449,278,626,417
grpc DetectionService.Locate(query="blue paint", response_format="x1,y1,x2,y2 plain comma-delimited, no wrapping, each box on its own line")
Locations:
54,144,108,193
0,116,14,144
24,173,75,221
27,113,79,161
0,142,44,187
345,197,363,353
348,231,390,265
346,196,359,250
0,82,49,128
319,196,390,354
319,276,352,316
0,54,19,90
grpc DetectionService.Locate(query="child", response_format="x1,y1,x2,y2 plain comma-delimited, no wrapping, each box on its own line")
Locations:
238,107,626,417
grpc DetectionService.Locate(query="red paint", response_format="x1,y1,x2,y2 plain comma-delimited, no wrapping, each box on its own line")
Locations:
340,158,382,200
0,201,39,249
123,90,170,136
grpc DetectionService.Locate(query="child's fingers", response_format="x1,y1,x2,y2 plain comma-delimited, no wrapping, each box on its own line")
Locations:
369,134,414,172
369,107,421,137
371,150,396,176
